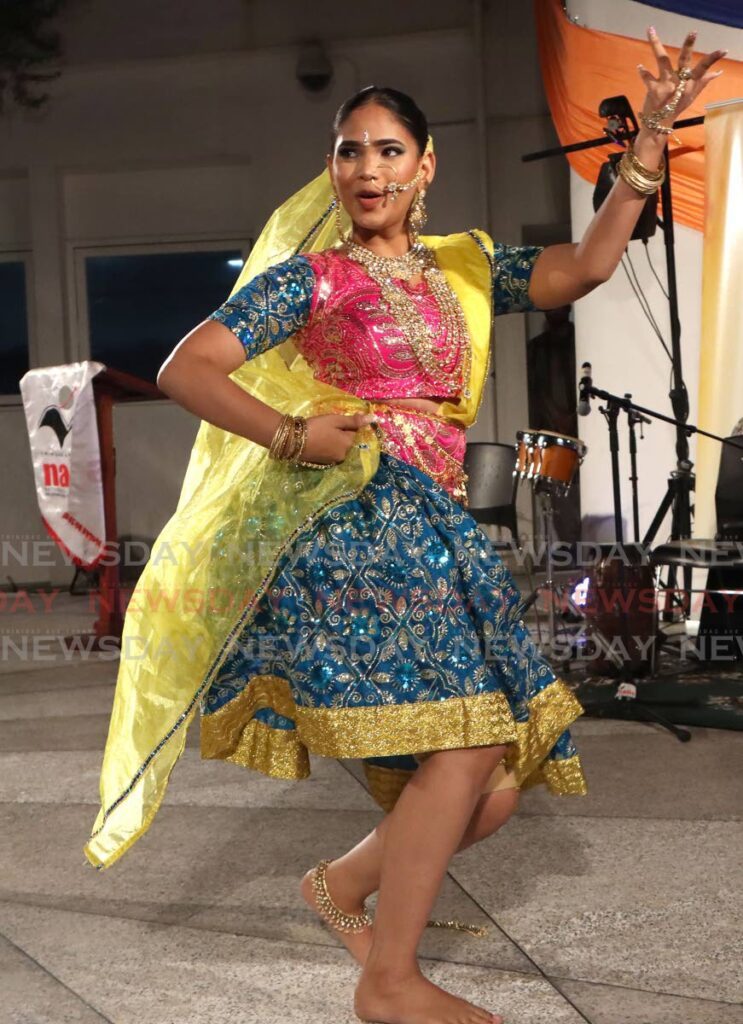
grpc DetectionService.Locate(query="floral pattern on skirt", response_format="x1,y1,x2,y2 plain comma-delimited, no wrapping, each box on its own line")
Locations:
199,452,587,803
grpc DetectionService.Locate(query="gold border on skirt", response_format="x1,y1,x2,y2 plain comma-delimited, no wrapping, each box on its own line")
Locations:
200,674,588,803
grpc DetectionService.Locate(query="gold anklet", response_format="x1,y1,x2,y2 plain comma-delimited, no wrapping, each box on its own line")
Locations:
312,860,487,938
312,859,373,933
425,917,489,938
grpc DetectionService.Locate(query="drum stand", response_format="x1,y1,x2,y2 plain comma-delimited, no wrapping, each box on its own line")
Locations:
515,432,590,658
518,487,622,669
517,488,561,646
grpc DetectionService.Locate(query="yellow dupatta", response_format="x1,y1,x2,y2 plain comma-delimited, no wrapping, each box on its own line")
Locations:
83,162,496,871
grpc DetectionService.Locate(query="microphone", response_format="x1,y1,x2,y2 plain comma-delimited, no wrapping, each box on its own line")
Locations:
578,362,593,417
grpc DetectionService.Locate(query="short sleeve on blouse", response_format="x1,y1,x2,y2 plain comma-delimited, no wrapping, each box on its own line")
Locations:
207,254,315,360
492,242,544,316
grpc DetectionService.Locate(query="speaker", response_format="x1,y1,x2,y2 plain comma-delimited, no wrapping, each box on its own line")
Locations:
695,438,743,661
716,436,743,541
696,566,743,662
593,154,658,242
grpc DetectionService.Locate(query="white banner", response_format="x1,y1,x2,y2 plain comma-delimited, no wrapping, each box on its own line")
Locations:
19,361,107,569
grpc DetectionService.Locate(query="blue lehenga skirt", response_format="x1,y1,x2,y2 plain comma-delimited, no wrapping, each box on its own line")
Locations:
199,451,588,809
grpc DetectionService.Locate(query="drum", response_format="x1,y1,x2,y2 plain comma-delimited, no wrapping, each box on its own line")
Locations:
515,429,587,497
514,429,541,482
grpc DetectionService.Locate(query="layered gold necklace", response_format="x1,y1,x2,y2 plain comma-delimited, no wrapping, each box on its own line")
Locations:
344,240,472,400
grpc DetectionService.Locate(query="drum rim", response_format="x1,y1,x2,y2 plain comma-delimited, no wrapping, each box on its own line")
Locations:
533,431,587,455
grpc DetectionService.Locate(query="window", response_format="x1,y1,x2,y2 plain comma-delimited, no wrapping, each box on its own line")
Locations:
0,257,31,396
82,246,247,384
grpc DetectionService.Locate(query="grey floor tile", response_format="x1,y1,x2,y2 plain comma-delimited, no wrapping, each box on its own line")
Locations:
562,719,655,737
0,795,532,973
0,903,586,1024
0,682,117,721
519,720,743,821
0,748,375,811
552,976,743,1023
0,628,108,670
449,815,743,1003
0,713,113,753
2,596,741,1020
0,931,110,1023
0,645,118,675
0,658,118,696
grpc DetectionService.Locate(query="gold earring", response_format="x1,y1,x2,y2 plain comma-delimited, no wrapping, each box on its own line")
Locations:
408,188,428,244
332,190,350,244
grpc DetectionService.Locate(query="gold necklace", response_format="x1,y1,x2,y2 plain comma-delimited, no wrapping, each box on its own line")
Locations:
344,240,472,399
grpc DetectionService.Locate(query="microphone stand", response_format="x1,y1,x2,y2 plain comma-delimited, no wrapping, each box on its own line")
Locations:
603,395,624,544
578,381,742,741
584,383,738,469
626,395,651,543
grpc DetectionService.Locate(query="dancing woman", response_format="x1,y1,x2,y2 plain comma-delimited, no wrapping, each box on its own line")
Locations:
85,28,724,1024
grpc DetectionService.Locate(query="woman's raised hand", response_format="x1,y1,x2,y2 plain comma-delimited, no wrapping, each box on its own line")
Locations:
302,412,376,464
637,27,727,128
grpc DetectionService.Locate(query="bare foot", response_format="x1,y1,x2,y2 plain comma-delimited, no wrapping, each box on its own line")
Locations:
300,861,374,967
354,966,504,1024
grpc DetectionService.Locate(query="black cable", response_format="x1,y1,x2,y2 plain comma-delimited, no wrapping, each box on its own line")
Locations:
620,256,656,333
643,239,669,299
624,251,673,363
620,256,673,363
625,248,668,345
630,252,675,372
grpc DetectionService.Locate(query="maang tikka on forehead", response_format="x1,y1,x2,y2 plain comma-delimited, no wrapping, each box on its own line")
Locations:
361,129,370,146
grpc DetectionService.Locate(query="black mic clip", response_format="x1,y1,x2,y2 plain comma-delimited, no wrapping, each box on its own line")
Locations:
577,361,593,417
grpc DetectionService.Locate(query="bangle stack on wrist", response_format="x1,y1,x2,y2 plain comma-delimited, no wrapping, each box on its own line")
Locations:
268,413,330,469
617,143,667,196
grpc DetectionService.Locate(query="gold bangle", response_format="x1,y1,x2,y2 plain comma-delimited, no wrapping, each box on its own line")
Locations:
294,419,336,467
267,415,286,458
289,417,308,463
281,416,297,460
618,157,659,195
284,417,303,461
269,413,338,469
287,416,306,462
268,413,294,460
625,145,665,181
617,144,666,196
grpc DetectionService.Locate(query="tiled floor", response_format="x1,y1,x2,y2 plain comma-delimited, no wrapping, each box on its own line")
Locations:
1,594,742,1023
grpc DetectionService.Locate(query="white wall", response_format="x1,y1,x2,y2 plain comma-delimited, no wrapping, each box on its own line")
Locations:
1,0,567,586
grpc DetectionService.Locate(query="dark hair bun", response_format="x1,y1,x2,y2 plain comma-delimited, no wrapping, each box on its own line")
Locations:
331,86,428,155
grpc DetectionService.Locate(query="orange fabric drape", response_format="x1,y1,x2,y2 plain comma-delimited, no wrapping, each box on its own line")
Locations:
534,0,741,232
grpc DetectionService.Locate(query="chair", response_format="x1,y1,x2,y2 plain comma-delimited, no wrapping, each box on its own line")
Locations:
463,441,519,546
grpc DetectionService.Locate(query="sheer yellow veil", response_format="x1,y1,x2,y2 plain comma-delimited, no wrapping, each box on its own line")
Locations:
83,134,496,870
